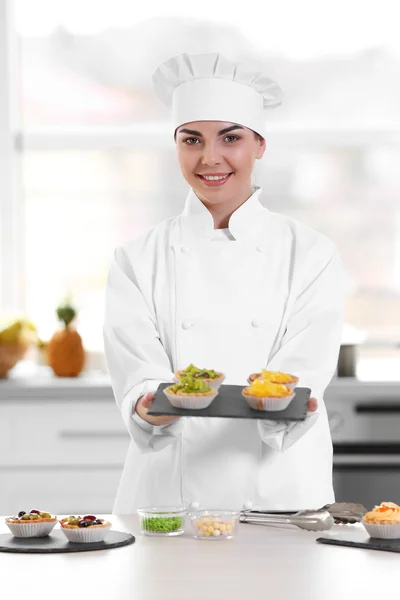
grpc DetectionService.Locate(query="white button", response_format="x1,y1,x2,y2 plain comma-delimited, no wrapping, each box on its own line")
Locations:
181,246,191,253
256,246,264,252
182,321,193,330
251,319,263,328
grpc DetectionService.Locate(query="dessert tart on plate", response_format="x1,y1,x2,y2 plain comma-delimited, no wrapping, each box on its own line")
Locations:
59,515,112,543
248,369,298,391
174,363,225,389
362,502,400,539
242,379,295,411
164,375,218,409
5,509,57,538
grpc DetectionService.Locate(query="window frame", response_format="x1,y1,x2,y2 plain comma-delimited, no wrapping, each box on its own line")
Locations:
0,0,24,313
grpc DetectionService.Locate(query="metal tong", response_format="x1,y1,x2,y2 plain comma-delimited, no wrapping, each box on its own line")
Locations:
240,502,367,532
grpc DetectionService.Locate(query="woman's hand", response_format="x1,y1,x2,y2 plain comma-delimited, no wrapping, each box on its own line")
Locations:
135,392,181,426
308,397,318,412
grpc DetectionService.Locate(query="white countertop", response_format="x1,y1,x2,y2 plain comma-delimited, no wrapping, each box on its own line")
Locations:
0,515,396,600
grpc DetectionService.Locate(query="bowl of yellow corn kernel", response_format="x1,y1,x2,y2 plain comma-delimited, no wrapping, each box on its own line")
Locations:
189,510,240,540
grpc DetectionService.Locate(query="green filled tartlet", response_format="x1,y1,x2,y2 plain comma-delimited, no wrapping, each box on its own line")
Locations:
164,375,218,409
174,363,225,389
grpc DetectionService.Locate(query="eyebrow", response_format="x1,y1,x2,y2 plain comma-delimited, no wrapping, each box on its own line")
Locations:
177,125,245,137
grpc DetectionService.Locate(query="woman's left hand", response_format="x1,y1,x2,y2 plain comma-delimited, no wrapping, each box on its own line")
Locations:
307,397,318,412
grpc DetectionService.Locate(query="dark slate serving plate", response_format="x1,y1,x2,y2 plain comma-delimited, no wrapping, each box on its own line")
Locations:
0,530,135,554
317,528,400,554
148,383,310,421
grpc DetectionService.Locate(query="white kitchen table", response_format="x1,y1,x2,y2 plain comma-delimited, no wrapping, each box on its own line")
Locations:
0,515,397,600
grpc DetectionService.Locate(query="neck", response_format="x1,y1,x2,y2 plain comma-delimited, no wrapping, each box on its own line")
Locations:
197,183,254,229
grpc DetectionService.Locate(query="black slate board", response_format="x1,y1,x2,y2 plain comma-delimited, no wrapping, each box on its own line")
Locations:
148,383,310,421
0,530,135,554
317,529,400,554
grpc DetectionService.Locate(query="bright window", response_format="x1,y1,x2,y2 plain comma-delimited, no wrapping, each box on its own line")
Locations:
1,0,399,377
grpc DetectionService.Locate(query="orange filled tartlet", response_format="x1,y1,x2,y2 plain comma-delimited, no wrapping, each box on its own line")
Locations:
363,502,400,524
248,369,298,390
362,502,400,539
242,380,295,412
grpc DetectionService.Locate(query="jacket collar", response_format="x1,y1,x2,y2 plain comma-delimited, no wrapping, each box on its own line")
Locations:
180,185,269,243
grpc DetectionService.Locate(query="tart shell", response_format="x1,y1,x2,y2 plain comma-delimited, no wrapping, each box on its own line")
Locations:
5,517,57,538
242,388,295,411
164,386,218,410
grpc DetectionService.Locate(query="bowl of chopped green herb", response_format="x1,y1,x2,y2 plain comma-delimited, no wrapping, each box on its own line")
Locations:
137,506,187,536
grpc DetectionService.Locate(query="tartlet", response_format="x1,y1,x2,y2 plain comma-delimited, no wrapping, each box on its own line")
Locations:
59,515,112,543
164,376,218,409
248,369,299,391
362,502,400,539
5,509,57,538
174,363,225,390
242,379,295,411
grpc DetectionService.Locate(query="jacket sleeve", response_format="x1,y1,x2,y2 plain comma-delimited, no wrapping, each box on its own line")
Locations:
103,245,184,453
257,245,346,452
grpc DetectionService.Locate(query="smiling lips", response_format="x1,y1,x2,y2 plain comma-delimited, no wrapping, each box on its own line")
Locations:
197,173,233,186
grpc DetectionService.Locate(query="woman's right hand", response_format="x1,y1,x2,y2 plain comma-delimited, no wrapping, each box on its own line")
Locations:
135,392,181,426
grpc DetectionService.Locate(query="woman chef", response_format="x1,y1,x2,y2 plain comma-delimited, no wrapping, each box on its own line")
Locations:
103,52,346,514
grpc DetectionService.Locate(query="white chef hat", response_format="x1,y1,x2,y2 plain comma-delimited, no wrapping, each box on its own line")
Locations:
152,52,283,139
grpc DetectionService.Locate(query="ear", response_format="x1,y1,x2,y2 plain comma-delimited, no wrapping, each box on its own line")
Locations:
256,136,266,160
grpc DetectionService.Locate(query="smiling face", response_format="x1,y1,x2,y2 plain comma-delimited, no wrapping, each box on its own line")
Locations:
175,121,266,207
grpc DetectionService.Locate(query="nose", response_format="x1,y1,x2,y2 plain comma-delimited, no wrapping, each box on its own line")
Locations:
200,141,221,166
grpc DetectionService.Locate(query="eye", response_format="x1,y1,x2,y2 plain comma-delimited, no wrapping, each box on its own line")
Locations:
224,135,240,143
183,137,200,145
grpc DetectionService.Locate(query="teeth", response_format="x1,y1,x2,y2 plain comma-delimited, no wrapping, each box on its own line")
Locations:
202,174,230,181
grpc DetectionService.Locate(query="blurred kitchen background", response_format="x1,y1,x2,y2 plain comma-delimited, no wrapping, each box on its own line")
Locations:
0,0,399,515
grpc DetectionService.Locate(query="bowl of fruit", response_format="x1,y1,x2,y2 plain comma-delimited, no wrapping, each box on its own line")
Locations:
59,515,112,543
0,317,37,377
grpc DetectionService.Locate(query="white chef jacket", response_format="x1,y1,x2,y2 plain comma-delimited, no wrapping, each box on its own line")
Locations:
103,185,346,514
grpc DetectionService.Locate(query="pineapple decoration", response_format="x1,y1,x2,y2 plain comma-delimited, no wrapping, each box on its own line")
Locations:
47,301,85,377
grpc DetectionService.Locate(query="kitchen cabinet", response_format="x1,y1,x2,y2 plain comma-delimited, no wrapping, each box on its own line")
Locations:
0,378,130,515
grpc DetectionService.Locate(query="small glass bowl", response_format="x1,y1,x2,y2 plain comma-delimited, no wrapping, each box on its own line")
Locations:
189,510,240,540
137,506,187,537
